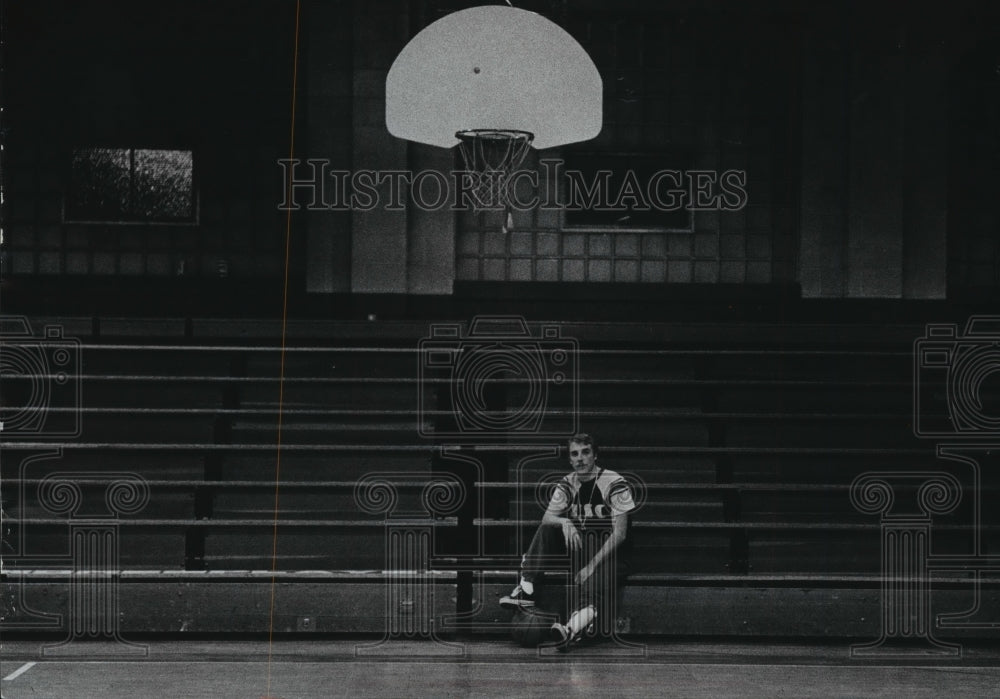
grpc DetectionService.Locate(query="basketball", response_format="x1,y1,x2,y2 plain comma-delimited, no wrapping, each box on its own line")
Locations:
510,609,551,647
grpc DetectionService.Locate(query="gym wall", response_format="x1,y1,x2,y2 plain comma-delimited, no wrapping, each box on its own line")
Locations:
4,0,998,301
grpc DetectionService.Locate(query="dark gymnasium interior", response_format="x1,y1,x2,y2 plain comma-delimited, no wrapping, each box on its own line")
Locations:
2,0,1000,696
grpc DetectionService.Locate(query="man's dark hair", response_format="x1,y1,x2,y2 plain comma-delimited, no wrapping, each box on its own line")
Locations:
568,432,597,454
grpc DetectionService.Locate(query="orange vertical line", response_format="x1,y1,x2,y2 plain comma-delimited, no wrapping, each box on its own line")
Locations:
265,1,302,696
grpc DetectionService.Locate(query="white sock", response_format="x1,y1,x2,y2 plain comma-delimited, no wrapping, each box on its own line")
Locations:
519,578,534,595
566,605,596,635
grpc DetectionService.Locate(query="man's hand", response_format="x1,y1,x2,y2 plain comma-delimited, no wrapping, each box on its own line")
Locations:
561,520,581,551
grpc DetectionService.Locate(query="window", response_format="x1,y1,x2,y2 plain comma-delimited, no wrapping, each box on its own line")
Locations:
65,148,197,224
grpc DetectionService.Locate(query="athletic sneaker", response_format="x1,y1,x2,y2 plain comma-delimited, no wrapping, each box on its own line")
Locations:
549,620,595,651
549,622,574,651
499,583,535,610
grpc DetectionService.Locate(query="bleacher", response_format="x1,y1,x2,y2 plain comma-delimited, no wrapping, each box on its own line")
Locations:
3,314,996,640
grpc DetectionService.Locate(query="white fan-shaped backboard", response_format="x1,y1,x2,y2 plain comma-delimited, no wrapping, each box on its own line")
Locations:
386,6,602,150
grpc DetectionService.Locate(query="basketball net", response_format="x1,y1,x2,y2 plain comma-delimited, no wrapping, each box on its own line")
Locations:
455,129,534,233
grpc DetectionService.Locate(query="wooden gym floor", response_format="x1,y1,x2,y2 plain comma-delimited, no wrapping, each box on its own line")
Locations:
1,640,998,698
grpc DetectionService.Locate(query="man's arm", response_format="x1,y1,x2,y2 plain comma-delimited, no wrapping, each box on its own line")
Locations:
542,497,582,551
574,512,627,585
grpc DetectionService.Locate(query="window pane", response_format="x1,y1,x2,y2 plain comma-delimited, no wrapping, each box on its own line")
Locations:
68,148,131,221
66,147,195,223
133,149,194,220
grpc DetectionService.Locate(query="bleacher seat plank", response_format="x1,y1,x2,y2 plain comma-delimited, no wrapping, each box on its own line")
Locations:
96,318,188,337
5,576,456,634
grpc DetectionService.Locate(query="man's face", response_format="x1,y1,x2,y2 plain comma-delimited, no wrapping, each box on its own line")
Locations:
568,440,598,480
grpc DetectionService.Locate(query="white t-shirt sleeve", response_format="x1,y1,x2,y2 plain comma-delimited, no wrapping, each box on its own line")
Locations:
545,478,573,516
607,478,637,516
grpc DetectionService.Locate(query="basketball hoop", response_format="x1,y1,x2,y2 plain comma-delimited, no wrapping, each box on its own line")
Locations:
387,7,602,230
455,129,534,231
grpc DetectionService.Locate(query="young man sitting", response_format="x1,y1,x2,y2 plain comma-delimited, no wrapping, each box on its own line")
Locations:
500,433,636,648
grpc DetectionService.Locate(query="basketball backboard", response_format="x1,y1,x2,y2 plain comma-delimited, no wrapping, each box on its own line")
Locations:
386,5,602,150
